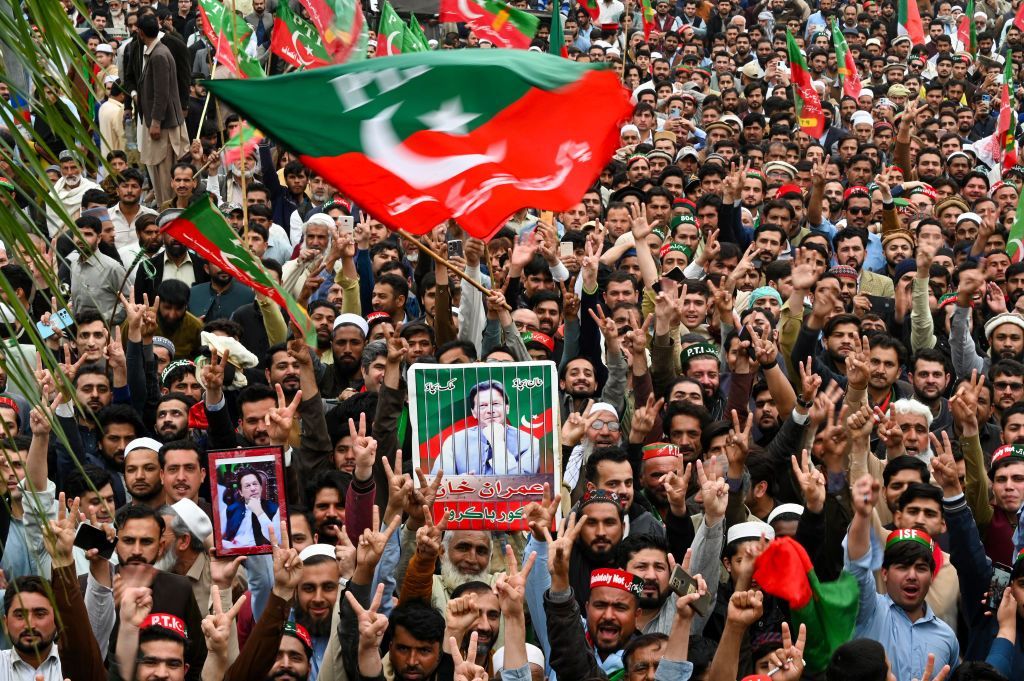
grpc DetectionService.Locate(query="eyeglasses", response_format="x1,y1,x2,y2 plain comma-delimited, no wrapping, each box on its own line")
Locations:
592,419,621,432
847,206,871,215
994,381,1024,391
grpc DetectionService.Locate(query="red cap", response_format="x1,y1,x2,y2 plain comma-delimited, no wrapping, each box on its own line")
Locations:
140,613,188,640
775,184,802,199
642,443,681,460
521,331,554,352
0,397,19,414
843,185,870,202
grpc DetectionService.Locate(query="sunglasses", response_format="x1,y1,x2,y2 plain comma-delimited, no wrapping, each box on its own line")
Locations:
847,206,871,215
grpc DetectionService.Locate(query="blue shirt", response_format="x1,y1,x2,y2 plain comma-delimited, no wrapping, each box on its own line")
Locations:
845,534,959,681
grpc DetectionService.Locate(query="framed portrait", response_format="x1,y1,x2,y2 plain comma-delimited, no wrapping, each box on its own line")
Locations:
208,446,287,556
408,361,560,530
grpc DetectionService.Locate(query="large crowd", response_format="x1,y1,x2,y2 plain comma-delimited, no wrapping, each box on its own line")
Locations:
1,0,1024,680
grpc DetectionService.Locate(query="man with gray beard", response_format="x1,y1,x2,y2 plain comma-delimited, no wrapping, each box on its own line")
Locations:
401,526,495,614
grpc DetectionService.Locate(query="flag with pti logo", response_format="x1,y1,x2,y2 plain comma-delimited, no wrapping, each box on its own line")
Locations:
271,0,332,69
202,50,631,240
439,0,539,49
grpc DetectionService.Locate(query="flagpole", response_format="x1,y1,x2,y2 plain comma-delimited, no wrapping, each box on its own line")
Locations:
397,228,512,310
195,60,219,142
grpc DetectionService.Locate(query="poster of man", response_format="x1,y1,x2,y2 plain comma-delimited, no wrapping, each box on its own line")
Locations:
409,361,559,530
209,447,287,556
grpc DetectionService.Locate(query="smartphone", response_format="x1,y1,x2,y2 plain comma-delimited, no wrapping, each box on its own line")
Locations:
738,323,758,360
669,107,682,119
988,563,1012,611
982,94,992,103
36,308,74,340
560,242,574,258
668,565,713,617
665,266,687,283
74,523,117,560
540,210,555,226
447,239,464,259
337,215,354,233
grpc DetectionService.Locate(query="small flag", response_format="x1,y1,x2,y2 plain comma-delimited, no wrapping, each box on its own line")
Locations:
995,52,1018,174
271,0,332,69
639,0,655,38
548,10,567,57
222,121,264,166
958,0,977,54
831,18,861,99
204,50,633,240
1008,182,1024,263
753,538,860,674
579,0,599,20
439,0,539,49
197,0,264,79
376,0,407,56
898,0,925,45
786,30,824,138
299,0,366,64
404,12,430,52
1015,2,1024,32
162,197,316,344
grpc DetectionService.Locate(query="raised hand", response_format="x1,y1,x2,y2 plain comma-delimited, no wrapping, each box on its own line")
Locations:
203,348,230,396
265,383,302,446
911,653,951,681
766,622,807,681
355,505,401,573
560,399,597,447
104,326,126,371
724,409,753,476
851,473,880,517
348,413,377,480
348,583,389,648
696,459,728,523
874,406,905,455
270,525,303,599
446,592,482,638
201,584,247,654
544,512,586,591
949,369,983,437
415,505,447,559
494,545,536,618
335,526,357,580
844,335,871,390
45,492,80,568
451,632,489,681
846,403,875,442
791,449,825,513
588,305,618,341
929,433,961,497
629,394,664,444
120,585,154,628
629,202,653,240
726,589,764,628
522,482,561,540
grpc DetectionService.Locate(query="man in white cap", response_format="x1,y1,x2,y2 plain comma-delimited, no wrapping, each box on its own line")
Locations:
703,521,781,639
850,111,875,144
951,267,1024,378
282,214,333,299
124,437,165,509
562,401,622,504
158,498,214,610
323,313,368,397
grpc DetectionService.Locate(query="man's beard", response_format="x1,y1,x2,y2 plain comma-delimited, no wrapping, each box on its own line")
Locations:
267,671,304,681
577,538,616,565
440,555,489,593
158,423,188,442
131,482,164,503
13,630,57,654
317,518,344,543
159,312,183,334
295,606,333,638
230,163,256,179
154,540,179,572
637,584,669,610
64,174,81,187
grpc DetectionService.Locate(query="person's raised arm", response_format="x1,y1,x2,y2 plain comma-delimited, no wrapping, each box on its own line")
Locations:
806,159,826,227
631,204,660,289
911,244,937,351
494,545,535,670
706,590,764,681
115,586,153,681
200,585,247,681
847,474,880,563
346,584,389,680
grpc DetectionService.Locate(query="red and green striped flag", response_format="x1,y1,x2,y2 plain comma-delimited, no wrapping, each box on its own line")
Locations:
203,50,632,240
223,121,264,166
376,0,407,56
299,0,365,64
580,0,599,20
439,0,539,49
404,12,430,52
831,18,861,99
548,10,567,57
786,30,825,138
271,0,331,69
640,0,656,38
996,52,1018,173
1008,179,1024,262
197,0,264,79
753,538,859,674
898,0,925,45
162,196,315,344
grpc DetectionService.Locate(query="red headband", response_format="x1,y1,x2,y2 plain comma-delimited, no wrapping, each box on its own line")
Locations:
140,613,187,639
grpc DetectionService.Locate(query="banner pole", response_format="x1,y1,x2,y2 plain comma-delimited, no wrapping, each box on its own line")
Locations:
396,228,511,311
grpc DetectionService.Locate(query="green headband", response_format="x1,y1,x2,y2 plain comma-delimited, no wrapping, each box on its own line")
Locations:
682,342,718,361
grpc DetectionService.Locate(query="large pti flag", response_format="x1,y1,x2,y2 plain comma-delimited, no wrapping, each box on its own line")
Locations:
162,197,316,344
831,18,861,99
753,538,860,674
376,0,408,56
786,30,825,138
299,0,365,63
898,0,925,45
271,0,332,69
203,50,633,240
439,0,540,49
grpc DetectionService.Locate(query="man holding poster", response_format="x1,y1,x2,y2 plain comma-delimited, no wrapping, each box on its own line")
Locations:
410,361,559,530
433,379,541,475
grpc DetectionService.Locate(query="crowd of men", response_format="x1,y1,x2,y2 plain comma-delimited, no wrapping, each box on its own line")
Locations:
5,0,1024,680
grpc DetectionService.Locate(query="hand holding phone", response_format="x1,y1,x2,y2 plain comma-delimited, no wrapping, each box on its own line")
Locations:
74,523,117,560
447,240,464,259
668,565,713,617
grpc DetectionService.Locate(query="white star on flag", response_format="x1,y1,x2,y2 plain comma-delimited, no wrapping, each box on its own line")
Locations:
419,98,479,135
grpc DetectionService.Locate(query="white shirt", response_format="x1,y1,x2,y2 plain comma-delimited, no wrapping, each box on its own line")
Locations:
0,644,63,681
109,202,158,250
598,0,625,24
223,505,279,549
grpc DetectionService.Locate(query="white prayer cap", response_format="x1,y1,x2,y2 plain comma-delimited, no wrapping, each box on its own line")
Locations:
299,544,336,562
590,402,619,419
171,499,213,541
125,437,163,457
493,643,546,671
727,521,775,545
333,313,369,336
767,503,805,525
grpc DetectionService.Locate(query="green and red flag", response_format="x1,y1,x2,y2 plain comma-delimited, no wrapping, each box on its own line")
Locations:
785,30,825,138
222,121,264,166
203,50,632,240
548,10,567,57
897,0,925,45
299,0,365,64
197,0,263,79
162,196,315,344
753,538,859,674
376,0,407,56
272,0,332,69
995,52,1018,174
831,18,861,99
640,0,657,38
1008,179,1024,262
404,12,430,52
579,0,600,20
439,0,539,49
958,0,977,54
